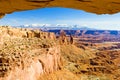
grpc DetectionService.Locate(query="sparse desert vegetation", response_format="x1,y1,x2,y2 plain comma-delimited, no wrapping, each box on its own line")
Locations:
0,26,120,80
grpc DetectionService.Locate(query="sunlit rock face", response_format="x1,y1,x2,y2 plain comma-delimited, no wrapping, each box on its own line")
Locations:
0,26,61,80
0,26,56,40
1,46,61,80
0,0,120,18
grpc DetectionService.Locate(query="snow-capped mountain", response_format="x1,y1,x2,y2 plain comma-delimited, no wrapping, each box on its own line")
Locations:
14,24,96,30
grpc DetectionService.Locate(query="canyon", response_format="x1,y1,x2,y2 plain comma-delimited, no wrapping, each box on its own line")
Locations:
0,26,120,80
0,26,61,80
0,0,120,79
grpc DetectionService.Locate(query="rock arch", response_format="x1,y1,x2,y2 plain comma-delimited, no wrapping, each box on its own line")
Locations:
0,0,120,18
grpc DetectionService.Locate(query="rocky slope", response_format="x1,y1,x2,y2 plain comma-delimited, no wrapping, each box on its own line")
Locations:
38,43,120,80
0,26,62,80
0,26,120,80
1,0,120,18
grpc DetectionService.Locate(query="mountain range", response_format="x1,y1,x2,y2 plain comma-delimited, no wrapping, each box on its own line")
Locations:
14,24,96,30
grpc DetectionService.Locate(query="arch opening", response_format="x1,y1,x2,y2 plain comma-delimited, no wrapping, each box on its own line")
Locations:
1,0,120,18
0,1,120,80
0,7,120,30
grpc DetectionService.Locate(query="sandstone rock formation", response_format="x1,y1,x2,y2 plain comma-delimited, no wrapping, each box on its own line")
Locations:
1,0,120,18
0,26,56,40
1,26,120,80
0,46,61,80
60,42,120,80
0,26,61,80
59,30,67,44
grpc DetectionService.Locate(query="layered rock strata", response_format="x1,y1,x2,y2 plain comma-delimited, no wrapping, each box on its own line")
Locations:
0,26,61,80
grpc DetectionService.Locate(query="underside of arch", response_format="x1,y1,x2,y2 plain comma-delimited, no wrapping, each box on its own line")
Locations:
0,0,120,18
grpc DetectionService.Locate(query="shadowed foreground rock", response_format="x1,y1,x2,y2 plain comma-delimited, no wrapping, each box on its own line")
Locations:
1,0,120,18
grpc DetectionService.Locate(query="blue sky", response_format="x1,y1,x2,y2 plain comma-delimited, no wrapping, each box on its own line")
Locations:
0,7,120,30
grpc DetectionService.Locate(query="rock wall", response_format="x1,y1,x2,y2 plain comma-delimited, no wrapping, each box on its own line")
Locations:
1,46,61,80
0,26,56,39
0,26,61,80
